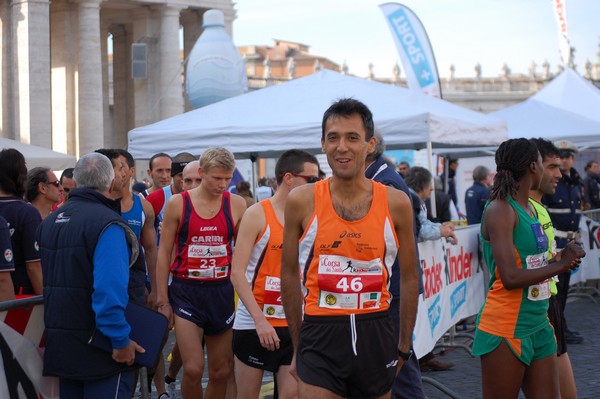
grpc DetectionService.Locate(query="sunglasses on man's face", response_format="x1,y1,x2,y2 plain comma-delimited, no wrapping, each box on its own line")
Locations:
46,180,61,188
290,173,321,183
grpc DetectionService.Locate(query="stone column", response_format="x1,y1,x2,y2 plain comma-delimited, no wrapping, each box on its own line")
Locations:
111,24,129,149
158,5,183,120
181,8,202,112
11,0,52,147
132,6,156,128
76,0,103,156
50,1,77,155
0,1,13,139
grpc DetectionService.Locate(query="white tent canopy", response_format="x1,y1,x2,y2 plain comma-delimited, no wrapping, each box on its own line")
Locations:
0,138,76,170
128,70,506,160
532,67,600,123
491,99,600,147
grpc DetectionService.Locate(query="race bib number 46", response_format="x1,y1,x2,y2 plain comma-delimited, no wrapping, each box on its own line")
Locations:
317,255,384,310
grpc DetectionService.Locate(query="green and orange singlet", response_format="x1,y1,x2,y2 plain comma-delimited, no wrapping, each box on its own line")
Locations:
298,179,399,317
478,197,551,338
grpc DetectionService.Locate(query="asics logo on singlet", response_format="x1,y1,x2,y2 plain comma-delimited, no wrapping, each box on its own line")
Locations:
339,231,361,239
199,226,217,231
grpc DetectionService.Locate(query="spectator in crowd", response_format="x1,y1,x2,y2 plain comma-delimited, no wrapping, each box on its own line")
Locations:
59,167,76,204
542,140,584,344
0,216,15,302
583,160,600,209
25,167,64,219
447,158,459,207
144,153,173,197
236,181,255,208
398,161,410,178
256,177,274,201
365,133,426,398
182,160,202,191
0,148,42,296
405,166,457,371
426,176,453,223
406,167,458,245
38,152,143,398
472,138,584,398
147,153,196,240
465,166,491,225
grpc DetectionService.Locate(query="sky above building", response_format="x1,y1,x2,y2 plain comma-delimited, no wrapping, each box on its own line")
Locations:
233,0,600,79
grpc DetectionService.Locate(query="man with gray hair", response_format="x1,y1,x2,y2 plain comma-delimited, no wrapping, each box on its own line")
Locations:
464,165,491,225
38,152,143,398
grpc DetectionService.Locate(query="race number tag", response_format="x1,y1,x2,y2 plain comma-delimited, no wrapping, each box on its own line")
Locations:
525,252,551,301
187,244,228,279
262,276,285,319
317,255,384,310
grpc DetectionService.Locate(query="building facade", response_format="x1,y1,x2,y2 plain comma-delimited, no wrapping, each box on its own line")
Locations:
1,0,234,158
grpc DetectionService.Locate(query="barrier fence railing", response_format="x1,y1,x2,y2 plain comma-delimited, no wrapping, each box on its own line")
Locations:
0,295,151,399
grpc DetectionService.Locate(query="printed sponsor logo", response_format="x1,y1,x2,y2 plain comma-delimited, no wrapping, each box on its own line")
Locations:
450,281,467,318
265,306,276,316
339,231,361,239
265,276,281,292
191,235,223,243
319,241,341,249
179,308,192,317
199,226,217,231
226,312,235,325
325,294,337,305
4,249,13,262
427,295,441,336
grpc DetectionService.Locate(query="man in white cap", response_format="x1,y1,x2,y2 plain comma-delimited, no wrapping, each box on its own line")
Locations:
541,140,584,345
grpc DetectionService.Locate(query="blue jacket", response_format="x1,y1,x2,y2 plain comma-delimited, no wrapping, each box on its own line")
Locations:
38,188,139,380
365,156,423,298
465,182,490,225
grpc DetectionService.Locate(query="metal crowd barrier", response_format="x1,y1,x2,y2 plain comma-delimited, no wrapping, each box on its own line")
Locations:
0,295,151,399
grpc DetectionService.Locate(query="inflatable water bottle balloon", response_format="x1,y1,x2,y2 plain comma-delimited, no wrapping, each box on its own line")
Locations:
185,9,248,109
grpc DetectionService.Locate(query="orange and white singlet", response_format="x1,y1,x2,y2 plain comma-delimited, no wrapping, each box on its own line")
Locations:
299,179,399,317
234,199,287,329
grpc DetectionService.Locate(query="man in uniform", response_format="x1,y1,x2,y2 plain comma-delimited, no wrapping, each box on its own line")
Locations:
281,98,419,398
542,140,584,344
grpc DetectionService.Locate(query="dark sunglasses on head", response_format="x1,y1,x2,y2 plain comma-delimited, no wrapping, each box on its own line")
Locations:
46,180,61,188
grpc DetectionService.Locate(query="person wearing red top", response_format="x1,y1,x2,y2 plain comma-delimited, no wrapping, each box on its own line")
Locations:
156,147,246,399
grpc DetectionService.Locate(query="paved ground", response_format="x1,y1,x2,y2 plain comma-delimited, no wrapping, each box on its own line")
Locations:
142,297,600,398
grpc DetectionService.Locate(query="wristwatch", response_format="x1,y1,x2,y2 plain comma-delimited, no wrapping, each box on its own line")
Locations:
398,348,413,361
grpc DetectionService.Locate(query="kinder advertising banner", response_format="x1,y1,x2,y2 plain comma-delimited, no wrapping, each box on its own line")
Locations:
569,216,600,285
379,3,441,98
413,226,486,357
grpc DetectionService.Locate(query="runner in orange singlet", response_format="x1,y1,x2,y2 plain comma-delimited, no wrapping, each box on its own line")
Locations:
281,98,419,399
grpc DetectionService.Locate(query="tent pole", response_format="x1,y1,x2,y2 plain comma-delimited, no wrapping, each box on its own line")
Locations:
250,153,259,201
427,141,437,219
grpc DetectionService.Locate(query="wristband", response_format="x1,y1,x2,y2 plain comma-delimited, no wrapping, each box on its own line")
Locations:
398,348,413,361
